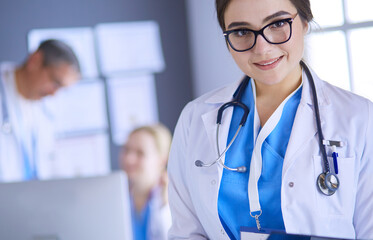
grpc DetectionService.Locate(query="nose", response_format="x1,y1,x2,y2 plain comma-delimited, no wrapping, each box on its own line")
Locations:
46,87,58,97
252,34,272,54
122,150,139,165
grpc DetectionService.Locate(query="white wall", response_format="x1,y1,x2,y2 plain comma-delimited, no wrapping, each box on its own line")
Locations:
186,0,242,98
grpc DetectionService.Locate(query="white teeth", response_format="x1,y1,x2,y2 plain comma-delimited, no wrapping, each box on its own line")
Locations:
260,57,279,66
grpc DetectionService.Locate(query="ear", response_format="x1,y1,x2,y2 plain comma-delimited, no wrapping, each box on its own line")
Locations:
26,51,44,70
302,21,310,35
159,155,168,170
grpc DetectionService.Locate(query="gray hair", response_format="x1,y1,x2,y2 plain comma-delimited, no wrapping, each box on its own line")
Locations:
36,39,80,73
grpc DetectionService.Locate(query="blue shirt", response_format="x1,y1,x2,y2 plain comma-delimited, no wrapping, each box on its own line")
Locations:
131,196,151,240
218,79,305,240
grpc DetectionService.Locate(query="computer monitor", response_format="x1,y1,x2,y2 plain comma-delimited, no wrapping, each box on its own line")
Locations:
0,171,133,240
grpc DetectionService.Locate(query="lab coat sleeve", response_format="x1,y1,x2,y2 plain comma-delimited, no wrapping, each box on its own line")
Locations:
353,99,373,239
167,102,208,239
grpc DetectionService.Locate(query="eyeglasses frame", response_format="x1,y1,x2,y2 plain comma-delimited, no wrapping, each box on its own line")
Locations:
223,13,298,52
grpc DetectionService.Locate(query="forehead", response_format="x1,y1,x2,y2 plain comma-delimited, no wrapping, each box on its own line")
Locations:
48,62,80,83
127,131,156,148
49,62,78,75
224,0,296,27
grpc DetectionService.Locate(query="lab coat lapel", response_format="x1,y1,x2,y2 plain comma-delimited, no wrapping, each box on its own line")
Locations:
201,80,242,164
283,101,317,173
201,105,233,163
283,68,329,173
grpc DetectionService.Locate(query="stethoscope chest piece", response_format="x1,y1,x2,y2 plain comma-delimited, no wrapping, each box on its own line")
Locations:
317,172,340,196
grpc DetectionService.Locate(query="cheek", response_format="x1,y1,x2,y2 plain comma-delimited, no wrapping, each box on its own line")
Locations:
144,158,158,171
121,155,139,170
288,23,307,55
142,157,162,176
285,35,305,64
230,50,254,74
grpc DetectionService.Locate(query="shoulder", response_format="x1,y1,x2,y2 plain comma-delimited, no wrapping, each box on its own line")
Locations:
179,80,240,120
308,67,373,112
322,80,369,103
320,79,373,113
317,76,373,140
0,62,16,75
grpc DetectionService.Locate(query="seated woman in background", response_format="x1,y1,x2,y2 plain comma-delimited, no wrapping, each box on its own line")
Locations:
120,124,172,240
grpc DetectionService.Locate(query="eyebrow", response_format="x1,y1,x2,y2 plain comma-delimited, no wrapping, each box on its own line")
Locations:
226,10,292,30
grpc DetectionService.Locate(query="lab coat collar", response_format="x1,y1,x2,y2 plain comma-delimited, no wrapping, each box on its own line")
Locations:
201,64,329,166
201,76,245,163
301,65,330,107
204,78,244,104
204,65,330,107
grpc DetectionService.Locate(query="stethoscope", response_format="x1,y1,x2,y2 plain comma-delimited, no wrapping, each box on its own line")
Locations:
0,68,39,180
0,72,12,134
195,61,340,196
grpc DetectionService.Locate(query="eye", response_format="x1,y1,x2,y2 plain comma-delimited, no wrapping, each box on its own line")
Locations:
231,29,253,38
51,77,63,88
269,19,287,29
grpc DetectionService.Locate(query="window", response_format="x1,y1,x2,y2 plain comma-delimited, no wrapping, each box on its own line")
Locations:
304,0,373,101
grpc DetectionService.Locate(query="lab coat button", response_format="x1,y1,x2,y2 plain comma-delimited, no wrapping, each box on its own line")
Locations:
221,229,225,235
211,180,216,185
289,182,294,188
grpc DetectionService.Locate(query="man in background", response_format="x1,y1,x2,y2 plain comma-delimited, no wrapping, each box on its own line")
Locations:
0,39,81,182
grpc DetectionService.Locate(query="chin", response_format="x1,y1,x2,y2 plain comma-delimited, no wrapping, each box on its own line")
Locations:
251,73,285,86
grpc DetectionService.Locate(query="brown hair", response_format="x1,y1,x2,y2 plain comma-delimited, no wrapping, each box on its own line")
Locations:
216,0,313,31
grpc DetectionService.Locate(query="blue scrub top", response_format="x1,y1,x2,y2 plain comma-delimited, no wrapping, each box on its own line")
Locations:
217,78,308,240
130,196,151,240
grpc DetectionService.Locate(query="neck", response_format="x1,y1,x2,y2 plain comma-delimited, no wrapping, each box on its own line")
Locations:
130,181,156,212
255,65,302,100
14,66,28,99
254,64,302,126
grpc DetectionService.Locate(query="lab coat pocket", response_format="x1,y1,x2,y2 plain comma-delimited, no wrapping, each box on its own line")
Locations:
312,155,355,216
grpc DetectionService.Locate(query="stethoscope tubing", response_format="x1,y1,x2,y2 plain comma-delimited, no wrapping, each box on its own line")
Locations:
0,73,11,134
301,61,330,174
195,61,339,195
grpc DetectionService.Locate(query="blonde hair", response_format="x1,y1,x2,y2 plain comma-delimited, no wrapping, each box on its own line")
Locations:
130,123,172,161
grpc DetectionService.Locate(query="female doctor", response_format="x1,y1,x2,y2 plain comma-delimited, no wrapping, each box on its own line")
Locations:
120,124,172,240
167,0,373,239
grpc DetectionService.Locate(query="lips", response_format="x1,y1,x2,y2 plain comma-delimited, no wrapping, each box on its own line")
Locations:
254,56,283,70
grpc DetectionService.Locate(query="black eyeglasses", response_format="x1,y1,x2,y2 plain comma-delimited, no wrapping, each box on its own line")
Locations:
223,13,298,52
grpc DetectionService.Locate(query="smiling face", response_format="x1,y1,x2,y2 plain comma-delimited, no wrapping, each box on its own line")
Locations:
224,0,308,88
120,130,164,187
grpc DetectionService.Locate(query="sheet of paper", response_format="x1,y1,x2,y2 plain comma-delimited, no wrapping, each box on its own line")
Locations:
240,232,270,240
95,20,165,76
43,79,108,136
107,74,159,145
28,27,98,79
48,133,110,178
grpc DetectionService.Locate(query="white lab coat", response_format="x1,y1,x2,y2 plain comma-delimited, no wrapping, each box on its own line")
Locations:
168,68,373,240
0,63,56,182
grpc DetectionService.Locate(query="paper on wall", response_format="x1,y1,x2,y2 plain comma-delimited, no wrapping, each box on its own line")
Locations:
107,74,159,145
43,79,108,136
95,21,165,76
